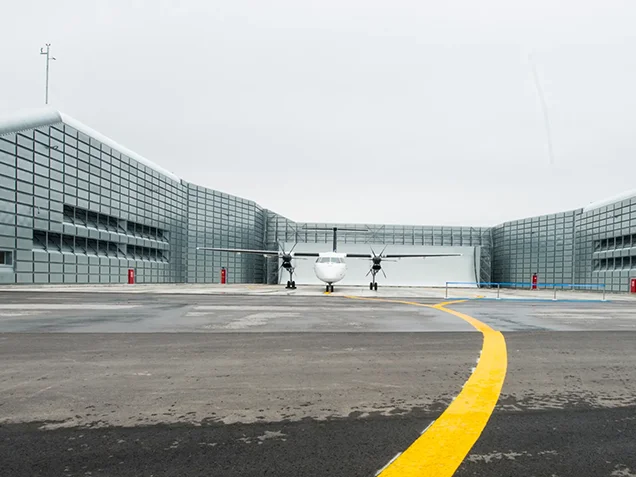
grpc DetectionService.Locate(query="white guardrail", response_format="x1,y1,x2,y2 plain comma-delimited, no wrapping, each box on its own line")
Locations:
444,281,606,301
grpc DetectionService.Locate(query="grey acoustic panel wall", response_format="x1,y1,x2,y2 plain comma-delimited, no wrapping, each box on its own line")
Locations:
0,121,187,284
492,211,577,287
577,197,636,293
3,110,636,292
185,183,266,284
492,202,636,293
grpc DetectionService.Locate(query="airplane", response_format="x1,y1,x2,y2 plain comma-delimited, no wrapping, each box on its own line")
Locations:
197,229,461,292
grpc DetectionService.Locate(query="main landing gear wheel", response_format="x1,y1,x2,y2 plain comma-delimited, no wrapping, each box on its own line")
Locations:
291,281,296,289
374,282,378,291
326,284,334,292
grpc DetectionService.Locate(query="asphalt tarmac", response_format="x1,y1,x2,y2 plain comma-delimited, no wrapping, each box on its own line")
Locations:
1,291,635,477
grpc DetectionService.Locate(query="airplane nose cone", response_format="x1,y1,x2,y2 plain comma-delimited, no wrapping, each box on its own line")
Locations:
314,263,346,284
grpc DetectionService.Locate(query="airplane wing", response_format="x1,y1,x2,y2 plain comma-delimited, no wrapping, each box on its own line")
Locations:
196,247,320,257
346,252,462,258
385,252,462,258
196,247,281,256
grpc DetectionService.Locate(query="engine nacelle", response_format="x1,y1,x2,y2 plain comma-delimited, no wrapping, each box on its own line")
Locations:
280,253,293,270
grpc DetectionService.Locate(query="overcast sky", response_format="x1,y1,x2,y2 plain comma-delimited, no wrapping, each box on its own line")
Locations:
1,0,635,226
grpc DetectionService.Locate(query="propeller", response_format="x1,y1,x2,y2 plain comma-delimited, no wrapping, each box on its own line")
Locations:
370,245,387,261
277,241,294,271
277,242,307,273
280,241,296,262
367,245,392,279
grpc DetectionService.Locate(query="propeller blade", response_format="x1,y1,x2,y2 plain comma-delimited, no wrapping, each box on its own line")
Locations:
370,247,377,258
380,245,388,257
366,268,372,277
290,242,298,254
381,268,387,279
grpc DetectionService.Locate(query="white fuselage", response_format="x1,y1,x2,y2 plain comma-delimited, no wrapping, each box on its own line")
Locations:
313,252,347,284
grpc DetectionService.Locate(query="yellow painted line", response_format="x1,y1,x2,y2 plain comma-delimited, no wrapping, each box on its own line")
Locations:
344,296,507,477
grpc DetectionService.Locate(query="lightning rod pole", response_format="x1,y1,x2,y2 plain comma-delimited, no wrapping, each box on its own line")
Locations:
40,44,56,105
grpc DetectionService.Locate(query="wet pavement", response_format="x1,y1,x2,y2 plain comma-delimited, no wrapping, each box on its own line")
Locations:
0,292,635,476
0,293,472,333
1,293,635,333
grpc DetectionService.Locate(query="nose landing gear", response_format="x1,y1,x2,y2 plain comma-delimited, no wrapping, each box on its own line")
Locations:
279,244,297,290
367,267,381,291
366,251,387,292
283,266,296,290
325,284,334,293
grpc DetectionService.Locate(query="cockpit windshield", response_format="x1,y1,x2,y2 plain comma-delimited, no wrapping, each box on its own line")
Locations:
316,257,344,264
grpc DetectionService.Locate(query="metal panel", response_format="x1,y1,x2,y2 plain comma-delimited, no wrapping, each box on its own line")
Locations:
16,273,33,283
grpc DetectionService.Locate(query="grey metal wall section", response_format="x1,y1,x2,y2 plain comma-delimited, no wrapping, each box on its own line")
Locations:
0,122,188,284
492,211,578,288
0,114,273,286
576,198,636,293
185,184,266,284
492,202,636,293
3,111,636,292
